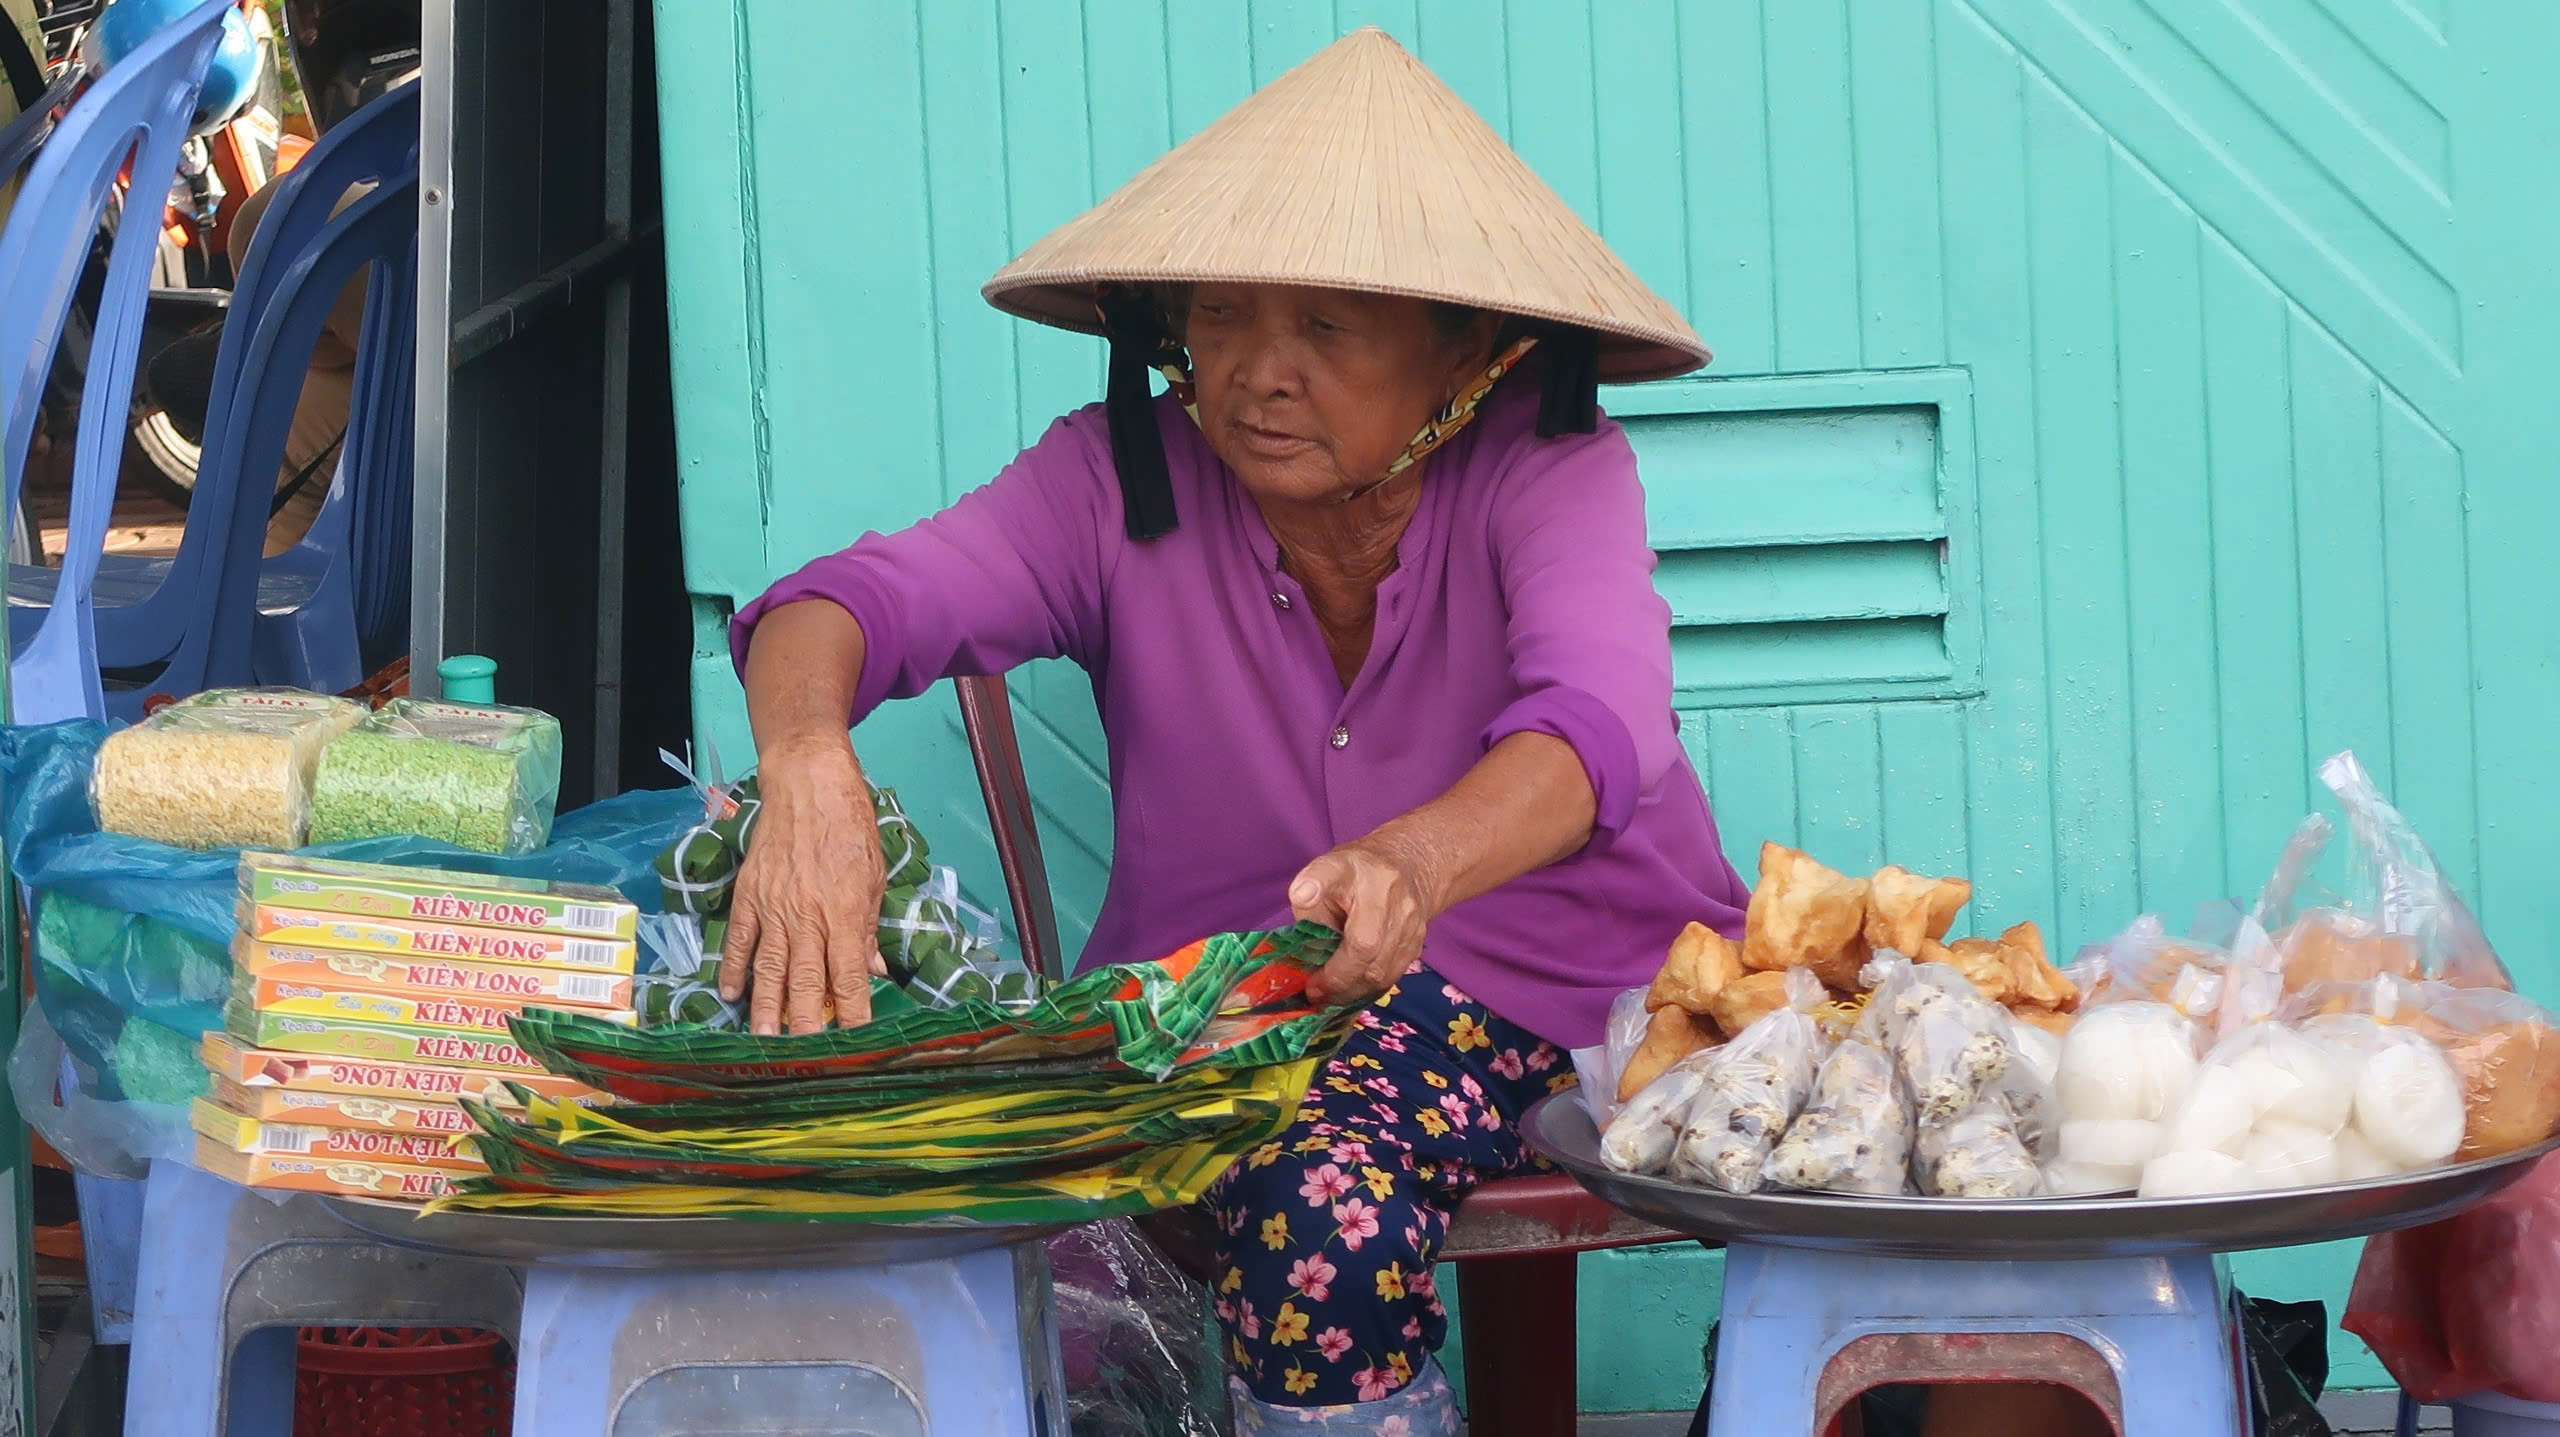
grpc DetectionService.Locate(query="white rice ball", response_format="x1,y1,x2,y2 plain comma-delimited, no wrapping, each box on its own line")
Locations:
2353,1036,2465,1172
2161,1063,2258,1157
2333,1125,2403,1183
2042,1160,2141,1195
2222,1028,2352,1134
2139,1149,2250,1198
2239,1120,2342,1192
2057,1005,2199,1122
2059,1118,2163,1169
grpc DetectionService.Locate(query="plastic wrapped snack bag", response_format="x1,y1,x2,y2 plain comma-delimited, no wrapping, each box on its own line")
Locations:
2291,976,2560,1167
1765,1006,1912,1196
1668,969,1825,1193
1574,985,1653,1129
1915,1092,2043,1198
1601,1046,1717,1175
2049,959,2212,1192
307,697,564,855
2140,1022,2361,1197
1865,954,2014,1123
90,688,366,850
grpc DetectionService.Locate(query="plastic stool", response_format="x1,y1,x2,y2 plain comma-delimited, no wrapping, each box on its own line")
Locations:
1708,1242,2245,1436
70,1172,143,1343
124,1159,525,1435
2448,1391,2560,1435
511,1239,1068,1435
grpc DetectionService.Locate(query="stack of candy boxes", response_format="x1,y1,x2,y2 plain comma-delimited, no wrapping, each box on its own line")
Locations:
191,854,636,1201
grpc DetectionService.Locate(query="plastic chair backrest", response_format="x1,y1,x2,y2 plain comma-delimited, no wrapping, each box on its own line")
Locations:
103,81,418,662
0,0,230,724
198,173,420,664
340,215,416,667
953,674,1067,983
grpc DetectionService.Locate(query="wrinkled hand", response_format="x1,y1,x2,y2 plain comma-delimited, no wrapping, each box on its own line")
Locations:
718,736,888,1035
1288,839,1443,1009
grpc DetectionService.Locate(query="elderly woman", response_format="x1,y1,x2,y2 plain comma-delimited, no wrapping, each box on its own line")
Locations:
719,30,2092,1437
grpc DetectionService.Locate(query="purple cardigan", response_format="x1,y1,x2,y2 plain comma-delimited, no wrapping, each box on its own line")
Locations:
731,375,1748,1048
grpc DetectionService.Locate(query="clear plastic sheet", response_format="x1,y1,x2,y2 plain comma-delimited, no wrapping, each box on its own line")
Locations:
1049,1218,1230,1437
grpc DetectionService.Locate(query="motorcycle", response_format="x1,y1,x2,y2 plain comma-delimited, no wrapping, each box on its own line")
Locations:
22,0,291,503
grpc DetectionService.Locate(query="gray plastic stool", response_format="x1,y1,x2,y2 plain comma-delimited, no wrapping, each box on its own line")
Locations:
124,1159,524,1434
511,1239,1068,1435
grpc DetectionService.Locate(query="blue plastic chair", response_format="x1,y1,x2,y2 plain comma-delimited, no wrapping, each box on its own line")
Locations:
248,181,418,690
0,0,233,725
67,82,420,692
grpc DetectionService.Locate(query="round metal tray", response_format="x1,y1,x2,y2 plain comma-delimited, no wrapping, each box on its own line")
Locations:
322,1197,1058,1270
1525,1093,2560,1261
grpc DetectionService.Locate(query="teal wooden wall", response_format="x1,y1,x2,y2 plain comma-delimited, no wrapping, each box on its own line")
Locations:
652,0,2560,1405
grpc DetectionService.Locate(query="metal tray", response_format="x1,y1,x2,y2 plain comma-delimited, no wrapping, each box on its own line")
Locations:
322,1197,1058,1270
1524,1094,2560,1261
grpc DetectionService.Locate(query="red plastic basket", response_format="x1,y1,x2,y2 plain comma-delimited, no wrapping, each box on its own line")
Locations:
293,1327,513,1437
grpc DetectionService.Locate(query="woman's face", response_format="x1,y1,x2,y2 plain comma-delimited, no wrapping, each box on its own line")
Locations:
1180,283,1495,505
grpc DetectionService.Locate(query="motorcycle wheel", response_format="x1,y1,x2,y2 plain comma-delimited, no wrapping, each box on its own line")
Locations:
127,224,203,502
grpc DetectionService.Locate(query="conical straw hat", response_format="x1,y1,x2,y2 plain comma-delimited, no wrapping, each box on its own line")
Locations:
983,28,1709,382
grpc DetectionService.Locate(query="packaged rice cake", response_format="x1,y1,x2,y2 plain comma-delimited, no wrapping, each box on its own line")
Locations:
192,1098,486,1171
91,689,367,850
206,1073,484,1135
195,1137,462,1202
200,1032,599,1107
223,1003,553,1074
237,937,634,1013
305,697,563,855
238,853,637,941
233,970,638,1038
237,902,635,974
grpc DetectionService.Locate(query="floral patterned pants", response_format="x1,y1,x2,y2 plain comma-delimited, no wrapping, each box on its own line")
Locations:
1205,967,1578,1409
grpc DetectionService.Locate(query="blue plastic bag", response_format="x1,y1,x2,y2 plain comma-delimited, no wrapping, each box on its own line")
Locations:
0,719,700,1164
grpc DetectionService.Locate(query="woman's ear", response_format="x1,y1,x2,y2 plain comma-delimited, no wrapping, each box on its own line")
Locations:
1442,314,1505,397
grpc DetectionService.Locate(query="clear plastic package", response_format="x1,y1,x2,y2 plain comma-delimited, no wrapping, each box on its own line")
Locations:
90,688,366,850
1867,956,2014,1123
1764,1019,1911,1196
1668,970,1824,1194
1601,1046,1717,1175
306,697,564,855
1574,985,1653,1129
1915,1092,2042,1198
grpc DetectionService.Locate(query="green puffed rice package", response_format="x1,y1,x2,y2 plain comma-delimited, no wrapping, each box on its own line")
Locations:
307,698,564,856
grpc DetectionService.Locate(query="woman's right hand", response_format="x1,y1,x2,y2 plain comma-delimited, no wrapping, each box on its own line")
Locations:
718,734,889,1035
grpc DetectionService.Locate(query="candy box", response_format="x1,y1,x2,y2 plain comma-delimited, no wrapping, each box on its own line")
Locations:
200,1031,599,1106
237,852,638,941
206,1074,483,1135
237,901,635,974
233,963,637,1036
194,1138,463,1202
221,1003,554,1074
191,1098,486,1171
236,937,635,1012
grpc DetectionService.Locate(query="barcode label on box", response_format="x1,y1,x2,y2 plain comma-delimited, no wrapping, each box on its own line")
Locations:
263,1125,314,1155
564,904,616,933
561,974,616,1007
566,940,619,969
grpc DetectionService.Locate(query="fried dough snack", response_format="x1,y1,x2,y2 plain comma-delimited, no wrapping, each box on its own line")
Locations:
1925,922,2077,1014
1648,923,1744,1015
1742,844,1870,991
1707,970,1797,1038
1617,1005,1717,1103
1864,865,1972,958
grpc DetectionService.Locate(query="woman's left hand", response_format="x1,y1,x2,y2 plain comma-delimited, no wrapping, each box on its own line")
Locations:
1288,838,1443,1008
